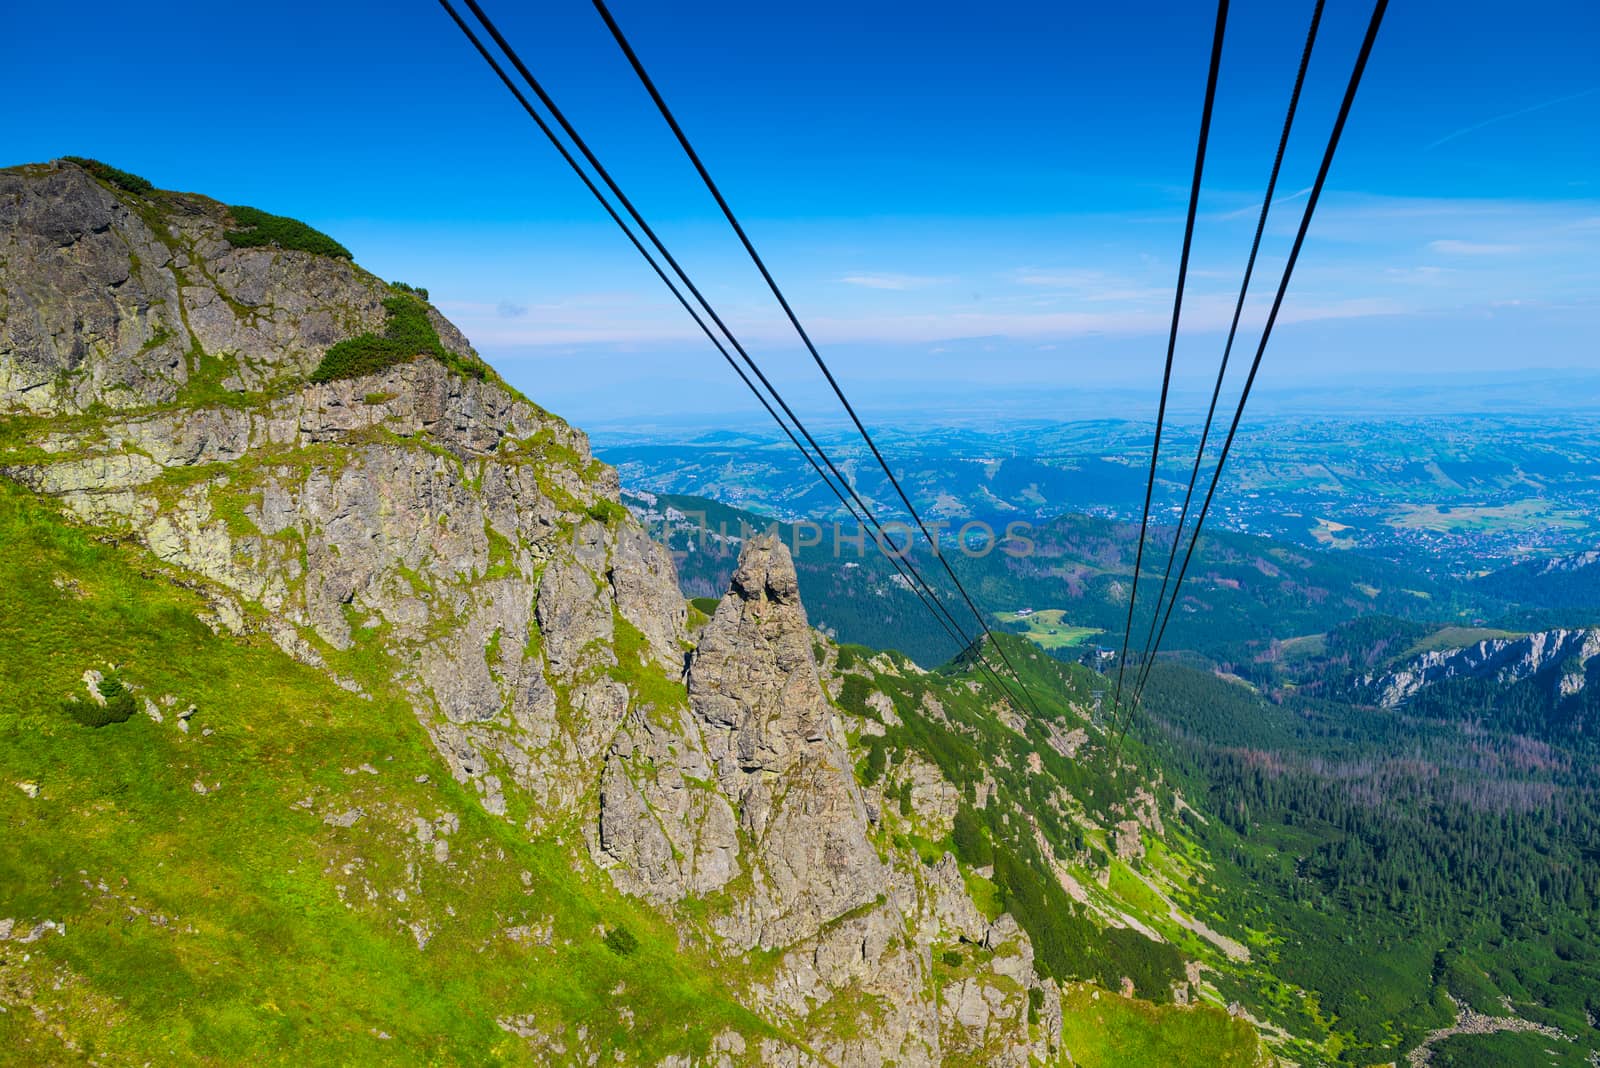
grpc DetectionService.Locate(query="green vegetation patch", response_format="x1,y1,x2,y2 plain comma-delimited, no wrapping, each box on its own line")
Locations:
1055,983,1266,1067
389,280,430,300
604,925,639,956
1429,1028,1590,1068
996,608,1103,651
310,296,485,384
0,480,773,1063
1401,625,1525,658
63,157,154,195
585,499,628,526
224,205,352,259
62,673,137,728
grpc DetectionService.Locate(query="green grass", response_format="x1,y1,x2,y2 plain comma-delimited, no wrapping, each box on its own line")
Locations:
995,609,1103,650
0,479,773,1064
1429,1029,1591,1068
1107,861,1170,925
1400,625,1524,657
962,868,1004,922
1386,499,1586,534
1055,983,1268,1067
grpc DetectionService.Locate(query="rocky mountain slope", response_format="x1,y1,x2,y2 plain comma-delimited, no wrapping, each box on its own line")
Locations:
0,159,1270,1065
1364,628,1600,708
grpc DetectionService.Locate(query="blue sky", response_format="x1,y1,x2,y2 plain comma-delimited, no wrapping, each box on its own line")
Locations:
9,0,1598,426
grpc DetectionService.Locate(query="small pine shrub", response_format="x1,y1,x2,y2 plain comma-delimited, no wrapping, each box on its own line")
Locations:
940,950,963,968
952,803,994,867
310,296,486,384
835,675,879,721
390,281,430,300
584,499,628,525
64,674,137,727
63,157,154,195
310,333,411,383
860,737,887,786
603,925,638,956
225,205,352,259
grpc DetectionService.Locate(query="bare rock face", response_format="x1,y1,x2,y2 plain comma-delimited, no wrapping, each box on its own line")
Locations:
0,163,188,410
687,535,886,949
594,699,743,902
0,159,686,828
926,853,989,944
595,535,887,941
1,160,1064,1066
592,537,1060,1065
0,162,408,413
1365,628,1600,707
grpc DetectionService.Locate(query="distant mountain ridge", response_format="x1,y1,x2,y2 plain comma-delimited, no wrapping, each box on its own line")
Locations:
1363,628,1600,708
1475,548,1600,613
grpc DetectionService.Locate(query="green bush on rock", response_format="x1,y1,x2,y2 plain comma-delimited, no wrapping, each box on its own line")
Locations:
64,673,137,727
604,925,639,956
63,157,154,195
225,205,352,259
311,296,486,384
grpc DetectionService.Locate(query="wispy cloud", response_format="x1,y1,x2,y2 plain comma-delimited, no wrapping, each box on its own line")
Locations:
1013,268,1166,303
1014,268,1108,288
1215,185,1311,221
1427,239,1523,256
438,194,1597,354
838,272,951,290
1424,86,1600,151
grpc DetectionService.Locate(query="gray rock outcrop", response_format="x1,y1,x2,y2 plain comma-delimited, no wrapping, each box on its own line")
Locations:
1,159,1067,1066
1365,628,1600,707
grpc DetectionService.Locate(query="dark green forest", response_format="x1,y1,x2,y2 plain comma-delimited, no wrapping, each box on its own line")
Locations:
1136,660,1600,1059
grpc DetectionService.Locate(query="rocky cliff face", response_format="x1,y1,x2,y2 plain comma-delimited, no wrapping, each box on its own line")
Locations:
1364,628,1600,708
1,159,1062,1064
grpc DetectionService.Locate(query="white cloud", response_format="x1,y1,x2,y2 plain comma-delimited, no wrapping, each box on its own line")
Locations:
1424,87,1600,151
1214,185,1311,221
1012,268,1166,303
435,192,1597,354
838,272,952,290
1427,239,1524,256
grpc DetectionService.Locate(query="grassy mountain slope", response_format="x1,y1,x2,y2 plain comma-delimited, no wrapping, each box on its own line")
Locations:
819,633,1277,1062
0,480,769,1064
0,474,1276,1066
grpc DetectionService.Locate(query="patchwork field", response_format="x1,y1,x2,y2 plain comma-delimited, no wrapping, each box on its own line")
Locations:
1386,499,1586,534
996,609,1104,650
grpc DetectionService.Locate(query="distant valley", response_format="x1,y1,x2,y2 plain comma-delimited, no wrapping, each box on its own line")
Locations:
598,415,1600,578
